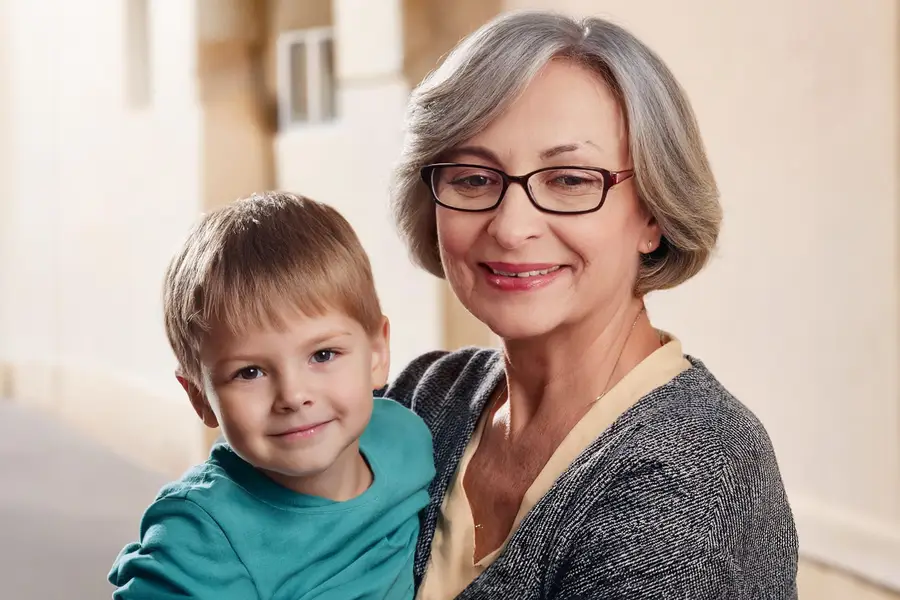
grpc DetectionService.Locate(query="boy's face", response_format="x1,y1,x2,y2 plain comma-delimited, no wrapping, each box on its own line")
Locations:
180,309,390,495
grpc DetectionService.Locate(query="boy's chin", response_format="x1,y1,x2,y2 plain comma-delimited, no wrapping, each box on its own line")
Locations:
255,454,333,479
227,445,329,481
258,463,324,487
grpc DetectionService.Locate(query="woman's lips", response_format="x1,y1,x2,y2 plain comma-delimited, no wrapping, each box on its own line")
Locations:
482,262,562,277
479,262,567,291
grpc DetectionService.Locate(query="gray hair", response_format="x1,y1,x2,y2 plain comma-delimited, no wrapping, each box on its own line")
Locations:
392,10,722,295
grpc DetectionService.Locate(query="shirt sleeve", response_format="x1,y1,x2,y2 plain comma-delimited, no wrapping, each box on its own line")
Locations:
552,422,798,599
108,497,260,600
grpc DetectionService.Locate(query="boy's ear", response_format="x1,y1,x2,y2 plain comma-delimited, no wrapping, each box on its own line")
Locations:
176,372,219,429
370,316,391,391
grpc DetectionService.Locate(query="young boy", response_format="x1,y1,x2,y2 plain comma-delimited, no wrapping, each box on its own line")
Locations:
108,192,435,599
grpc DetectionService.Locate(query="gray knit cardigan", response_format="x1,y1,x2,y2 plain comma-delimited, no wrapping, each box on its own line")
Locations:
380,347,798,599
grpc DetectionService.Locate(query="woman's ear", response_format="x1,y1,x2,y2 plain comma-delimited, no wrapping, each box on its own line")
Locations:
639,216,662,255
176,372,219,429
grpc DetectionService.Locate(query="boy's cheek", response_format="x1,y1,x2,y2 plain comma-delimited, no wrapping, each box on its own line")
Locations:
215,409,266,452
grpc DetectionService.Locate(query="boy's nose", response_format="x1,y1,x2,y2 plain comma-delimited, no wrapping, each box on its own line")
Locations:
274,394,312,412
273,378,314,412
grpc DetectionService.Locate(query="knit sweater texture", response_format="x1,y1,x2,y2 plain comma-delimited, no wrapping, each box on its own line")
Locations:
380,348,798,599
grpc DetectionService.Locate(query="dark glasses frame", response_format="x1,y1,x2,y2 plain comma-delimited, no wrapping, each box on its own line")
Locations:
420,163,635,215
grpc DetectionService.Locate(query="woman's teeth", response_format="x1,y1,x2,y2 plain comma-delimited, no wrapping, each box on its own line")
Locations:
489,266,561,278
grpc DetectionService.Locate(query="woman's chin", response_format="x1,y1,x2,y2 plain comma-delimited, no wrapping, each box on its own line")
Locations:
479,310,563,343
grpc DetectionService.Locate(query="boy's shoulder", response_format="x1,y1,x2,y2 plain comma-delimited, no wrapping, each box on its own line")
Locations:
152,446,250,509
361,397,435,485
365,397,432,449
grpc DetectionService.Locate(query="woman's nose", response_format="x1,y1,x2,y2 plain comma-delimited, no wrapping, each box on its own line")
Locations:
486,184,543,249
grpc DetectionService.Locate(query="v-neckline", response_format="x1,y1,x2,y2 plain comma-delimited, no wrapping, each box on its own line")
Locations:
457,335,690,568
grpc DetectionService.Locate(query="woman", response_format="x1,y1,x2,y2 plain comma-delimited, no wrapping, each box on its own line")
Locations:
386,10,797,599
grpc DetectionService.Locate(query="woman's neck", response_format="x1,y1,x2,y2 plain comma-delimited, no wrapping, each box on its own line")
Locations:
499,297,660,435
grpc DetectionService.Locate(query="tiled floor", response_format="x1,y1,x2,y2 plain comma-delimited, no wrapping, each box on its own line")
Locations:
0,401,165,599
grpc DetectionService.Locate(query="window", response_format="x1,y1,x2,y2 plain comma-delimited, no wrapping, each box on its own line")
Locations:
277,28,337,129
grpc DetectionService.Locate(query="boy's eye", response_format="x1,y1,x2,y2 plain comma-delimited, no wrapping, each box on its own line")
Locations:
235,366,264,380
311,350,337,364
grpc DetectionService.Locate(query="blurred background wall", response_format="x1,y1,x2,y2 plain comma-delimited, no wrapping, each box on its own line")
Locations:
0,0,897,597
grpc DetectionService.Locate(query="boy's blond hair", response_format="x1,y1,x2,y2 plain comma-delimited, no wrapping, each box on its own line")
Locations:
164,191,383,384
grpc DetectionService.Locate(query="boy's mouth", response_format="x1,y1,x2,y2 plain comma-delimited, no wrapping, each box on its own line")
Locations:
271,420,333,439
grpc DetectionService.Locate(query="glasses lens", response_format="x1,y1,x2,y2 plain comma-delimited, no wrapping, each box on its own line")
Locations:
529,168,606,212
430,165,502,210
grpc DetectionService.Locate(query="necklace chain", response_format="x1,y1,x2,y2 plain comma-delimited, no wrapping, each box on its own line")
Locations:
594,304,645,403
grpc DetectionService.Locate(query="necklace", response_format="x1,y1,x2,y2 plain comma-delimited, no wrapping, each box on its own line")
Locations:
593,304,645,403
471,305,647,532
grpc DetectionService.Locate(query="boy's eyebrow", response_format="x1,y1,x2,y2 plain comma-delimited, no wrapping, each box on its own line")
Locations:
304,330,355,347
211,330,356,369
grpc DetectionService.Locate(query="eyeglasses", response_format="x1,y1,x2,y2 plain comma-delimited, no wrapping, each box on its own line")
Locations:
420,163,635,214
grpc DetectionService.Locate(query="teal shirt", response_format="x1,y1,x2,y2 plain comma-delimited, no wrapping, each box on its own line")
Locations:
109,398,435,600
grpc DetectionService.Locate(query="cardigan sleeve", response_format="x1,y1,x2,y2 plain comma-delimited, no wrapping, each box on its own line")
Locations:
380,350,450,409
552,413,798,600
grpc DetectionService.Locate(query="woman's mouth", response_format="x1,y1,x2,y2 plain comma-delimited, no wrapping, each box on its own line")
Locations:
479,262,567,291
485,265,562,277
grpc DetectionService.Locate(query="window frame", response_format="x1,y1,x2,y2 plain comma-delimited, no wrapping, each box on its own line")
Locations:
276,27,337,130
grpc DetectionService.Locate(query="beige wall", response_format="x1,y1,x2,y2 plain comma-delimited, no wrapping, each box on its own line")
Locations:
0,0,210,475
505,0,900,592
0,0,12,388
199,48,275,211
196,0,262,44
799,560,900,600
197,0,275,213
269,0,332,31
403,0,502,85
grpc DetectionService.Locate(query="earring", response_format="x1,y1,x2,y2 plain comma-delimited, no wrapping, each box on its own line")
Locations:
646,240,654,252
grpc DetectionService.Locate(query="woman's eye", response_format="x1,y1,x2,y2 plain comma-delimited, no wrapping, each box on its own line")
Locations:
311,350,338,364
556,175,587,186
235,366,264,380
549,172,596,187
453,175,491,187
540,170,604,196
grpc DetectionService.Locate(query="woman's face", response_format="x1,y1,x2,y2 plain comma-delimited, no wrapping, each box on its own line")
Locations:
435,59,659,341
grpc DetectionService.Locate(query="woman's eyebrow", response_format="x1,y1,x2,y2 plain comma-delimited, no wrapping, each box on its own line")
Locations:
539,141,601,159
445,145,501,164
